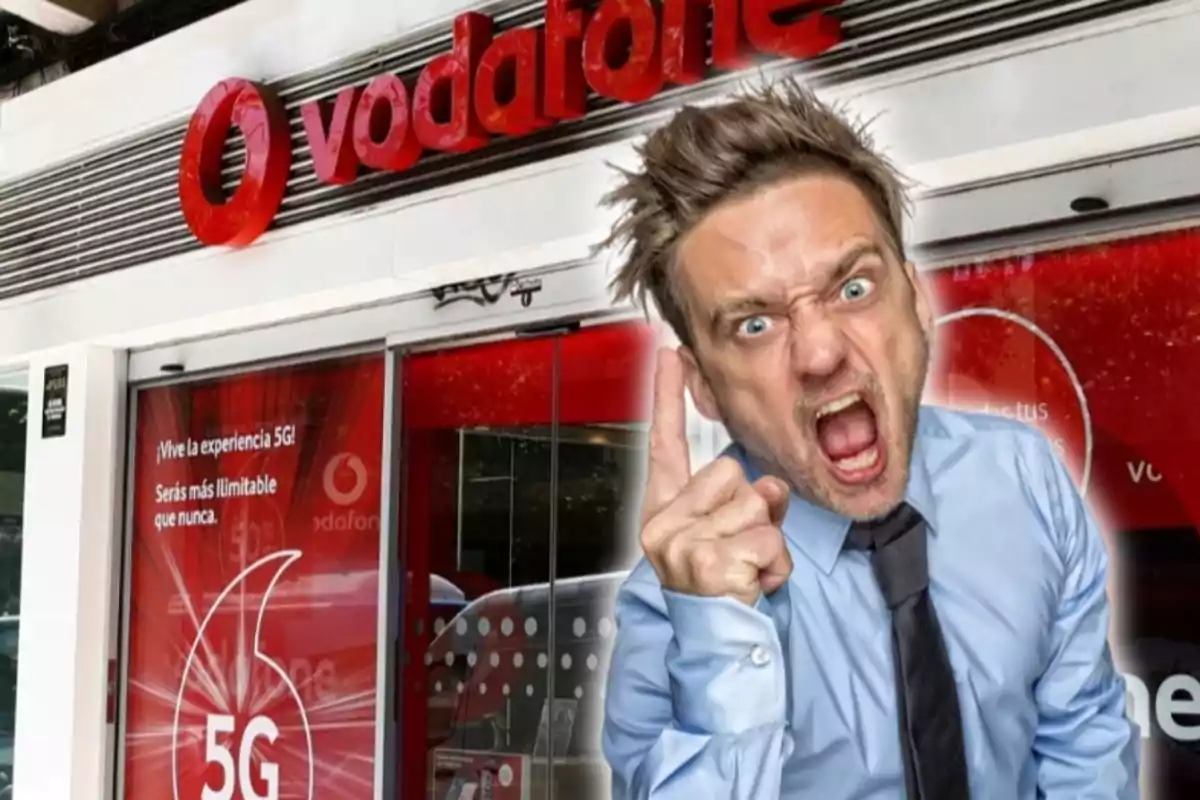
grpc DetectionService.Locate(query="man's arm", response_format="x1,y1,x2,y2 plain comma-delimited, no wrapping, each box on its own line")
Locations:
1032,437,1140,798
602,570,793,799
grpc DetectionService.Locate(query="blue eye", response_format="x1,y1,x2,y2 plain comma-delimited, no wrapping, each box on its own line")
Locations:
737,315,772,337
840,277,875,302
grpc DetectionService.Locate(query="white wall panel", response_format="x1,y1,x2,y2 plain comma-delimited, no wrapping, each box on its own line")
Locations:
845,0,1200,168
0,204,403,362
13,348,124,800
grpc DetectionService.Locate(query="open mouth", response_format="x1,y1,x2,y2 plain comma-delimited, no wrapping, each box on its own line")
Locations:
813,391,886,484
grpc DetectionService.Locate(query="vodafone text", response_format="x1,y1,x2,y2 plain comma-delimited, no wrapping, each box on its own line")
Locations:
178,0,846,246
1126,461,1162,484
314,511,379,533
202,643,339,707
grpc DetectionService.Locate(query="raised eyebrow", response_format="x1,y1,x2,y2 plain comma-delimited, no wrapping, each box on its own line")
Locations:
826,243,887,287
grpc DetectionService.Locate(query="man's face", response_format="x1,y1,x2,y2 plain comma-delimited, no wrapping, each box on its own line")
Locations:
675,173,933,521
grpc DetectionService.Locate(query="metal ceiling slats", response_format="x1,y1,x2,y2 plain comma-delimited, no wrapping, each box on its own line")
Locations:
0,0,1168,301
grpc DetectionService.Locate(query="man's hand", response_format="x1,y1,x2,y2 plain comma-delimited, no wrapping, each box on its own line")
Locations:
639,348,793,606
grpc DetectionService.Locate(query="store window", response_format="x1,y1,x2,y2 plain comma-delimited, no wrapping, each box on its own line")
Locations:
398,322,653,800
120,354,385,800
0,372,25,800
388,225,1200,797
924,226,1200,797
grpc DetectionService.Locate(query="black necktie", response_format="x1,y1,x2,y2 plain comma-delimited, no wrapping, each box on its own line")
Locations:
846,503,970,799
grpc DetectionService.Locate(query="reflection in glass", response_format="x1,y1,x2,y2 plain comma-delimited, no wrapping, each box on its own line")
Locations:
398,322,653,800
399,336,555,800
552,321,652,799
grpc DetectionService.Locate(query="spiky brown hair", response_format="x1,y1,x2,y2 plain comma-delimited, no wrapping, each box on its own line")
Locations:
599,77,911,348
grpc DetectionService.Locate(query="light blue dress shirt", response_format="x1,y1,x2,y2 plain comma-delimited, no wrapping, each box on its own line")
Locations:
602,405,1140,799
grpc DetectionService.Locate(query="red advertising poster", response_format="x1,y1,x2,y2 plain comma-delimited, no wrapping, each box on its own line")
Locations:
122,354,384,800
924,228,1200,532
924,228,1200,795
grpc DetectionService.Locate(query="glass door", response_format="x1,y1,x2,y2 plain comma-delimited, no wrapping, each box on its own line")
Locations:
546,322,652,800
396,321,653,800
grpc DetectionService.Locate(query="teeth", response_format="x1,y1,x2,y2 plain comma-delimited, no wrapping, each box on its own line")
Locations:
834,446,879,472
816,392,863,419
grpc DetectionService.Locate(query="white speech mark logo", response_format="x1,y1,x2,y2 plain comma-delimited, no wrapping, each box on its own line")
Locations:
935,307,1093,495
173,550,314,800
323,453,368,506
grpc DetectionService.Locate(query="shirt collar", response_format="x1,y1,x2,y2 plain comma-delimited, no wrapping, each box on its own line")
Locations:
729,407,940,576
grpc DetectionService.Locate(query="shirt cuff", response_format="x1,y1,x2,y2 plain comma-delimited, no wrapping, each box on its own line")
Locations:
663,590,788,735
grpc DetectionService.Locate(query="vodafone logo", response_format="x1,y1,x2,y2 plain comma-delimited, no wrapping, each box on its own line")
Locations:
323,453,368,506
173,550,314,800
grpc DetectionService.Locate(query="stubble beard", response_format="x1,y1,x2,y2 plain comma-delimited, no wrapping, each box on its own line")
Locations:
716,335,930,522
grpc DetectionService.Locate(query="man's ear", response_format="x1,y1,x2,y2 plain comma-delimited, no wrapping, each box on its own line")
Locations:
678,346,721,422
904,260,935,337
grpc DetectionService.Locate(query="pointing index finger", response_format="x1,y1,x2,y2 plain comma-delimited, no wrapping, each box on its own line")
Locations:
643,347,692,522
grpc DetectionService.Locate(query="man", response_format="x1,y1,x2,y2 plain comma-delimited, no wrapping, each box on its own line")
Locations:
598,78,1139,799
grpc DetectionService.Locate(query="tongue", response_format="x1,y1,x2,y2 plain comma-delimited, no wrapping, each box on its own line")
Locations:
817,404,878,460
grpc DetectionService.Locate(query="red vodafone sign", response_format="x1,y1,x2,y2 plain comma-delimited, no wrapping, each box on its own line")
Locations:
178,78,293,247
178,0,845,246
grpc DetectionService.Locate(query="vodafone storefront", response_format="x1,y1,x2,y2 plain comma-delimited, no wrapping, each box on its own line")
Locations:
3,0,1200,798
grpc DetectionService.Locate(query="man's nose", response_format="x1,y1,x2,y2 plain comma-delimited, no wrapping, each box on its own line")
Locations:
789,313,848,379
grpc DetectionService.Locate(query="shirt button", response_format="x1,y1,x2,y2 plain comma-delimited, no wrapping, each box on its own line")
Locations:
749,646,772,667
